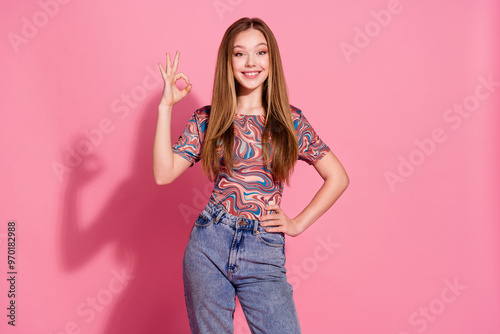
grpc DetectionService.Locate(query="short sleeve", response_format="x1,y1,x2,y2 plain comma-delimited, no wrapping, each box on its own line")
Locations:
294,109,331,165
172,109,205,167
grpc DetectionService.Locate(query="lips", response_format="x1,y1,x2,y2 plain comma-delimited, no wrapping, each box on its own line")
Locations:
242,71,261,78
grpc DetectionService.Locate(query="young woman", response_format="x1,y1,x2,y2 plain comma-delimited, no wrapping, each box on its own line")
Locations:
153,17,349,334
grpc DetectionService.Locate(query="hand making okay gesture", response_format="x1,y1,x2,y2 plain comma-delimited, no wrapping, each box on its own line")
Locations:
158,51,192,107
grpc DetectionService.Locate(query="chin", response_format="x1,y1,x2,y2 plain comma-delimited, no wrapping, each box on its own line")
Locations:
236,79,267,91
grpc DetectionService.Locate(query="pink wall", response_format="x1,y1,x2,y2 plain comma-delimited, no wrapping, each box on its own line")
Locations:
1,0,499,333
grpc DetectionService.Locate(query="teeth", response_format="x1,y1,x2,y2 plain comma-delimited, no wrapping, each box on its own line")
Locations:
244,72,259,76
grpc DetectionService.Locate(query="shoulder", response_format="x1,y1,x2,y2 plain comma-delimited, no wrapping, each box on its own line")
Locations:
289,104,306,131
190,105,211,129
194,105,211,119
289,104,302,118
289,104,307,122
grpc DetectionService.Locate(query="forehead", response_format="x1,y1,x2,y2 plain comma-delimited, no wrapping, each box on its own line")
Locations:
233,29,267,48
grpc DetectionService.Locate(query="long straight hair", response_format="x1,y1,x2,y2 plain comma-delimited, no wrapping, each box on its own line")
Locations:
201,17,298,186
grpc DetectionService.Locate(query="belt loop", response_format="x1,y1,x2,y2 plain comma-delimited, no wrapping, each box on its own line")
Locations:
254,216,259,234
215,210,224,224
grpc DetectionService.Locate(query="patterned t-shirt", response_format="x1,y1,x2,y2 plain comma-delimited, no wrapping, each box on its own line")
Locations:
172,105,331,219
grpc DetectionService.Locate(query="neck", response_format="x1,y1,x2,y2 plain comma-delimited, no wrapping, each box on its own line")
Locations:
236,85,263,109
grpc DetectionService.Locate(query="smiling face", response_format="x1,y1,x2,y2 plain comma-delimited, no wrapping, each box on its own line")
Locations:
231,28,270,96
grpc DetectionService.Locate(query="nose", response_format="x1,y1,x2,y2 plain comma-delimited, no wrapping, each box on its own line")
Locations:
245,53,256,67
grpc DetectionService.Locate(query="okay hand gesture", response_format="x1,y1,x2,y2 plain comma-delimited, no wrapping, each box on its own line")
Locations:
158,51,192,107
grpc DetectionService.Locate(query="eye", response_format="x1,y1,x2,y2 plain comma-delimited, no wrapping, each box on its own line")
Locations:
258,50,267,55
233,52,244,57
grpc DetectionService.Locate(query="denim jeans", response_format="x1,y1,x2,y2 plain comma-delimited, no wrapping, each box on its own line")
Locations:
183,198,302,334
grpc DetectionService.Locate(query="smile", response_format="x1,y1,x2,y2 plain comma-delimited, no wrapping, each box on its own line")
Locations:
242,71,261,78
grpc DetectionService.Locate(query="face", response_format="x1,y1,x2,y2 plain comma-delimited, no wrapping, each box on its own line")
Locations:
231,29,270,95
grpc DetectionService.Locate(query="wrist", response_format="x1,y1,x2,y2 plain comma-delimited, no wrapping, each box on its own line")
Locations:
158,104,173,112
292,217,307,234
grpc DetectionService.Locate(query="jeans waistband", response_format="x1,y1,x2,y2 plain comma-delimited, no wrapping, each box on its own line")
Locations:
204,199,269,234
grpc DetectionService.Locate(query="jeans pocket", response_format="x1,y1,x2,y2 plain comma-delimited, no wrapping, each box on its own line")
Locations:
257,230,285,248
194,210,214,228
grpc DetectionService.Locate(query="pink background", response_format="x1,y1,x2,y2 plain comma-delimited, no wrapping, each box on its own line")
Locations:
1,0,499,333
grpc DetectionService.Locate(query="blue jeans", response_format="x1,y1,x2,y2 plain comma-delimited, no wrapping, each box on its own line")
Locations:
183,198,302,334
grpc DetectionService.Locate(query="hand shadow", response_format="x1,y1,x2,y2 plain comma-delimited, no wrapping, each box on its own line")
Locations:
57,94,210,333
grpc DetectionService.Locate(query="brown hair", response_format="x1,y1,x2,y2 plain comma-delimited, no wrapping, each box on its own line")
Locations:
201,17,298,186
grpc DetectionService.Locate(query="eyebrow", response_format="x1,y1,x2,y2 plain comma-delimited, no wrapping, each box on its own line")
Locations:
232,42,268,49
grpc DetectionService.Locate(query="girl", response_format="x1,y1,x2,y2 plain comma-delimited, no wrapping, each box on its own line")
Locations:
153,17,349,334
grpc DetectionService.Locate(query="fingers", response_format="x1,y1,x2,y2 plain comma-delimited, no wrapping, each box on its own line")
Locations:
174,72,192,96
173,50,179,72
158,52,172,79
265,204,279,214
175,72,190,84
157,62,166,79
166,52,172,75
160,52,189,95
160,51,183,77
182,83,192,96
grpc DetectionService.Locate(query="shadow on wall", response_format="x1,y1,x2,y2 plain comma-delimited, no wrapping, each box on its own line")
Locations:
57,93,209,333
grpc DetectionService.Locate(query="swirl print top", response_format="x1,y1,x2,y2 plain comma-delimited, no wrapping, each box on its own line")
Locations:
172,105,331,219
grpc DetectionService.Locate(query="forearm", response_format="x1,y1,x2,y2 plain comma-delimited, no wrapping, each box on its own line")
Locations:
152,105,175,184
293,176,349,233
